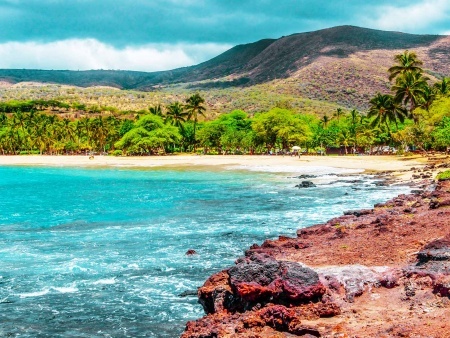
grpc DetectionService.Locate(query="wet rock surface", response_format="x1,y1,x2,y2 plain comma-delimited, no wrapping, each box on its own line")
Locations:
295,181,316,188
183,176,450,337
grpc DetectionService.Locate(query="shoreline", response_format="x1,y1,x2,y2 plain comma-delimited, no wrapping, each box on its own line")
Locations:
3,153,449,336
182,174,450,337
0,154,436,183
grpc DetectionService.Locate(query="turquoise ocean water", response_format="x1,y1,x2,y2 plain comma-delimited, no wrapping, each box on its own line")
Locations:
0,164,410,337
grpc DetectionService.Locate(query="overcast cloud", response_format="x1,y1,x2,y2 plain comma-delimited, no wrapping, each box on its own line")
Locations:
0,0,448,71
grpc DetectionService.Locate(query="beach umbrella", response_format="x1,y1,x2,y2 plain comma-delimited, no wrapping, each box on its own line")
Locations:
292,146,301,150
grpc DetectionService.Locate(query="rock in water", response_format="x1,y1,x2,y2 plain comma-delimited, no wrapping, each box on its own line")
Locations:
295,181,316,188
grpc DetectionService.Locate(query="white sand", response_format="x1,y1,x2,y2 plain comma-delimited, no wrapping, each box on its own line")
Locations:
0,155,428,180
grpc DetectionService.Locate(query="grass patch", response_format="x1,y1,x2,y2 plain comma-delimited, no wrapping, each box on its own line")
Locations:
436,170,450,181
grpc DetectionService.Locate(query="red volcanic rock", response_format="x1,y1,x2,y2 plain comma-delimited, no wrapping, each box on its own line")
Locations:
228,253,326,310
196,253,326,316
417,233,450,262
433,275,450,297
182,304,325,337
197,270,232,314
183,171,450,338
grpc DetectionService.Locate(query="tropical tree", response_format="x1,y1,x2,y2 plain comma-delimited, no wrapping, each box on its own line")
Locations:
417,85,435,111
252,108,310,152
185,93,206,151
320,114,330,128
165,102,188,130
333,108,344,122
391,71,429,122
368,93,407,132
115,114,180,155
149,104,163,116
432,116,450,149
433,77,450,97
388,50,423,81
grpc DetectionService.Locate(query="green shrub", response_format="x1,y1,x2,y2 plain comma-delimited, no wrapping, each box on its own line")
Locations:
111,150,123,156
436,170,450,181
19,150,39,155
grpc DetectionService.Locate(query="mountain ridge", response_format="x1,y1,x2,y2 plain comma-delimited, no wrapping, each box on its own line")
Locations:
0,25,449,110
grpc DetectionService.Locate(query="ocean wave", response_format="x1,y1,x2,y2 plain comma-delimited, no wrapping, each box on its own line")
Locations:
226,164,362,175
92,278,116,285
18,289,50,298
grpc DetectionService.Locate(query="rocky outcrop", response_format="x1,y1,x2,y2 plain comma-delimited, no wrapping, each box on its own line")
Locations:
417,234,450,262
182,179,450,338
295,181,316,188
197,253,326,315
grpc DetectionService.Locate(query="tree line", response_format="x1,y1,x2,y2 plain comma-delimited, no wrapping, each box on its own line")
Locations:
0,51,449,156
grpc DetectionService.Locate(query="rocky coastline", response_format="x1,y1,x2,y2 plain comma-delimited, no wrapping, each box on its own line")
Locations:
182,158,450,338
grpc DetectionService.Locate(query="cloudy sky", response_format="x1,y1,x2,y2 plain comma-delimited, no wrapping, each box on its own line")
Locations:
0,0,449,72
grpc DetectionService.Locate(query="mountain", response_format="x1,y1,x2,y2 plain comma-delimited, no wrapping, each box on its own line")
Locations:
0,26,449,110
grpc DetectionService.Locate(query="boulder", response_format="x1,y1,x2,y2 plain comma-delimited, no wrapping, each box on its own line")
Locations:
417,234,450,263
295,181,316,188
317,265,383,302
433,275,450,297
228,254,326,310
198,253,326,314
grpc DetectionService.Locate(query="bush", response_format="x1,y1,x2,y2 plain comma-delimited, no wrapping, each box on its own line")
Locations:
111,150,123,156
436,170,450,181
19,150,40,155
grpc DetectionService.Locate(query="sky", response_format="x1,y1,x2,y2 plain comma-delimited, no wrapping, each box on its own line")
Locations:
0,0,449,72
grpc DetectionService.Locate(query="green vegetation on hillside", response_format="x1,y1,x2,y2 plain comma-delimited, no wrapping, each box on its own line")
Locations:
1,26,449,113
436,170,450,181
0,51,449,156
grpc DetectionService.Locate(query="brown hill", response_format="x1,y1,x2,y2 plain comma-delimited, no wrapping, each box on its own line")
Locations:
0,26,449,111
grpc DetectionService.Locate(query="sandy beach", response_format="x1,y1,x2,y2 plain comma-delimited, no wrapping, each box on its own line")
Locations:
0,154,431,180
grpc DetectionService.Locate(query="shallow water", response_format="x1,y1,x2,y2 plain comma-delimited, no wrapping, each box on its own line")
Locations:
0,165,409,337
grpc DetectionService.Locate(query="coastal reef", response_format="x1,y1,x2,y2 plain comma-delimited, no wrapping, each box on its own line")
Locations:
182,177,450,337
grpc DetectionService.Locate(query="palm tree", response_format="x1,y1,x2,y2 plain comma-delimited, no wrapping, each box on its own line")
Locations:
368,93,407,132
348,109,360,151
320,114,330,128
433,77,450,96
165,102,187,130
149,104,163,116
417,85,435,111
349,109,360,126
392,70,429,122
388,50,423,81
0,112,7,126
333,108,344,122
185,93,206,151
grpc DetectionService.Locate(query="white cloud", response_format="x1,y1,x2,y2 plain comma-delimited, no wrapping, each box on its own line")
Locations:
0,39,231,71
364,0,450,33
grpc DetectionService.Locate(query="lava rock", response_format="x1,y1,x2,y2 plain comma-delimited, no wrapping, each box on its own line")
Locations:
417,234,450,262
343,209,373,217
296,181,316,188
228,253,325,310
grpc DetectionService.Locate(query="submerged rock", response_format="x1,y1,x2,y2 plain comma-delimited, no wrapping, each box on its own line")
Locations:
178,290,199,298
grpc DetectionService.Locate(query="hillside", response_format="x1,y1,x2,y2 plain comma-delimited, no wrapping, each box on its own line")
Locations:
0,26,449,111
